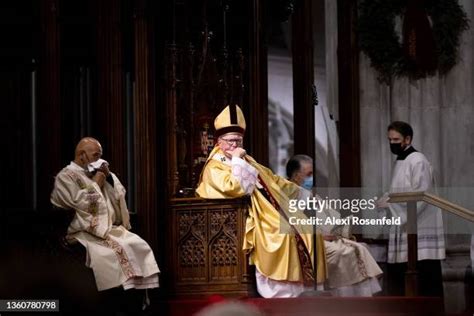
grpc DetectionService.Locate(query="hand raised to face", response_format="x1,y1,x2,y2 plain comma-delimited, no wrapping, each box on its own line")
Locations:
227,147,247,158
92,171,106,188
97,162,110,177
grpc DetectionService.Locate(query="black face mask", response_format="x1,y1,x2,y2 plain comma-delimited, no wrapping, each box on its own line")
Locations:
390,143,404,155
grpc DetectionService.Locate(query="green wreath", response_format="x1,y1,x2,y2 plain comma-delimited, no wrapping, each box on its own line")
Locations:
358,0,469,84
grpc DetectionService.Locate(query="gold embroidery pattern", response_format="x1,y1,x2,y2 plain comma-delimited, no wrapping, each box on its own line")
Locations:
341,239,368,278
66,170,86,190
85,186,100,215
66,170,101,233
101,237,137,279
87,216,99,234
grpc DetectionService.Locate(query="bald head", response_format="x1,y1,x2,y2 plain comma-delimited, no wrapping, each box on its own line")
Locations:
74,137,103,168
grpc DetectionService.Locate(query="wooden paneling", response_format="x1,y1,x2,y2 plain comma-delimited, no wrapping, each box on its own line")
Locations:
0,1,38,210
95,0,127,185
338,0,361,187
169,198,256,297
59,0,96,158
37,0,62,210
165,41,179,197
292,0,315,158
1,0,267,301
247,0,269,166
133,0,158,251
163,0,249,197
1,69,33,210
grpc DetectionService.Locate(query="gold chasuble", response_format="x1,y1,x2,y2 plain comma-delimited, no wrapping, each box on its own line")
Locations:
196,146,327,285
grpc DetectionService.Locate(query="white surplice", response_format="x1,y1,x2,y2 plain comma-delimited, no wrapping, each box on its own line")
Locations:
387,150,445,263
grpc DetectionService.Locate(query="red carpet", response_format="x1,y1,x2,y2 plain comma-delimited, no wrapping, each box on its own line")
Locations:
165,296,445,316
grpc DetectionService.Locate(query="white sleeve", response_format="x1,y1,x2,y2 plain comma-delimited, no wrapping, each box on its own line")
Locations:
388,159,433,224
231,156,258,195
51,171,108,238
411,159,433,217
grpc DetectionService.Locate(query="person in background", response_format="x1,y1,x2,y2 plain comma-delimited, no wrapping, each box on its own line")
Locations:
377,121,445,296
287,154,383,296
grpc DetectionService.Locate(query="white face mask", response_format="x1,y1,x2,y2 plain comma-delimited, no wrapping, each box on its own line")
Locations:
87,158,108,173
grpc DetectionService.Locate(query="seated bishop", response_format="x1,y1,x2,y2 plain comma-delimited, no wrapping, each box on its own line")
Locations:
196,105,327,298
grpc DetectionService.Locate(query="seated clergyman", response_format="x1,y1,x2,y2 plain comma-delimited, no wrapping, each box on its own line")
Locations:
196,105,327,298
51,137,160,292
287,154,383,296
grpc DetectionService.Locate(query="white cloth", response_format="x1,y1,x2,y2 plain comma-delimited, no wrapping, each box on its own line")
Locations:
255,269,319,298
231,156,258,194
386,151,445,263
301,189,383,296
324,239,382,295
123,274,159,290
256,246,381,298
212,152,262,191
51,162,160,291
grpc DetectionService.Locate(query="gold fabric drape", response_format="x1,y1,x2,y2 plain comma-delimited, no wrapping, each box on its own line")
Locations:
197,147,327,283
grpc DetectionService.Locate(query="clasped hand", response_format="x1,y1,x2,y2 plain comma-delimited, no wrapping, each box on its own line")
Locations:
227,147,247,158
92,162,110,188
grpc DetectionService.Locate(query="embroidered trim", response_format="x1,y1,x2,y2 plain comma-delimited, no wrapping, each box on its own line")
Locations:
101,237,137,279
87,216,99,234
66,170,86,190
341,239,368,279
66,170,101,234
212,152,229,165
84,186,100,215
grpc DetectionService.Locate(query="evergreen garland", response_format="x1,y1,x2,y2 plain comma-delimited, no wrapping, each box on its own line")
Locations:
358,0,469,84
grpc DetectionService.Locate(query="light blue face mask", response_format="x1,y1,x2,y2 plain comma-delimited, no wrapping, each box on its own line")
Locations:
302,176,313,190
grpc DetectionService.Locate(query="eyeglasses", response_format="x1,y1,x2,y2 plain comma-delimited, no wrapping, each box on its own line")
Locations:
221,138,243,146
